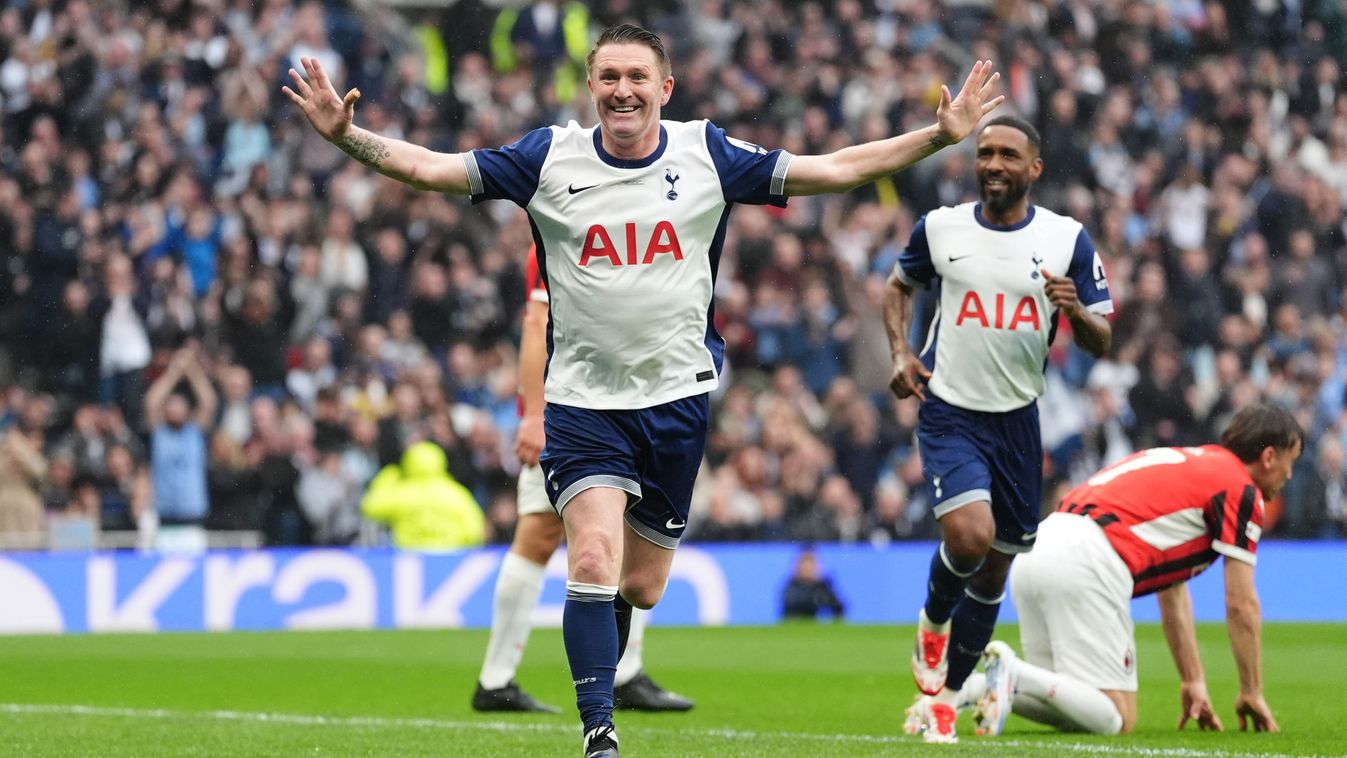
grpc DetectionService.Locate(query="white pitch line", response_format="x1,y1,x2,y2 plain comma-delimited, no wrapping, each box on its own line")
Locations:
0,703,1315,758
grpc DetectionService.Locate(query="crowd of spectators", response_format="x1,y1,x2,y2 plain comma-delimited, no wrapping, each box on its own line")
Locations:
3,0,1347,550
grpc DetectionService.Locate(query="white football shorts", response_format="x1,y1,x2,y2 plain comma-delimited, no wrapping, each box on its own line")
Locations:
1010,512,1139,692
516,463,556,517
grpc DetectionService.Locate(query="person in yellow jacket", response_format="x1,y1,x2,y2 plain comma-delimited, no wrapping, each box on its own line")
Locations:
361,441,486,549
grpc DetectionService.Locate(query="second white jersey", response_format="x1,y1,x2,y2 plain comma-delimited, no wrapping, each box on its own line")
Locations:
895,203,1113,412
466,120,792,410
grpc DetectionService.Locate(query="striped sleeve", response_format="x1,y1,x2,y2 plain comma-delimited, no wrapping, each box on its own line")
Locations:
1211,484,1261,565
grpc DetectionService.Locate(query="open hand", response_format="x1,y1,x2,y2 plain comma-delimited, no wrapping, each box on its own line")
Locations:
935,60,1005,145
283,56,359,143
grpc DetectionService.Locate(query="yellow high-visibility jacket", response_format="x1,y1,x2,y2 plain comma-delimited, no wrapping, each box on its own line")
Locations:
361,442,486,549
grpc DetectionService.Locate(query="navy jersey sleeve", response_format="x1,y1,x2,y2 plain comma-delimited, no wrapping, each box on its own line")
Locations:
1067,227,1114,314
893,215,935,288
704,122,792,207
464,127,554,207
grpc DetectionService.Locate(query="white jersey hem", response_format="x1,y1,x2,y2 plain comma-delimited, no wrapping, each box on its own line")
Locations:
544,381,717,411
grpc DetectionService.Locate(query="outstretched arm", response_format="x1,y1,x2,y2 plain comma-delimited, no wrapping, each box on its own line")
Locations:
784,60,1004,196
1158,583,1223,731
1224,558,1279,732
283,57,470,194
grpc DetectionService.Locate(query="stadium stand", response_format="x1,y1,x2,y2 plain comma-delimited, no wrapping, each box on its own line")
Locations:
2,0,1346,551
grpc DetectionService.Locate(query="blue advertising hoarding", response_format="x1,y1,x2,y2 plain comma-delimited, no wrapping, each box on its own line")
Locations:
1,542,1343,634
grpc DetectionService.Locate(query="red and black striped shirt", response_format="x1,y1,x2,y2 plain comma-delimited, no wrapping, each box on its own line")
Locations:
1057,445,1262,597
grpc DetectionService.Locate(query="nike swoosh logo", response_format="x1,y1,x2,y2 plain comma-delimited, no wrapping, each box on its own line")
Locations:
568,183,599,194
665,518,686,529
948,254,973,262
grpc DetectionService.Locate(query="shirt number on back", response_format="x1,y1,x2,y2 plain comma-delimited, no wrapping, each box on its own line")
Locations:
1086,447,1188,487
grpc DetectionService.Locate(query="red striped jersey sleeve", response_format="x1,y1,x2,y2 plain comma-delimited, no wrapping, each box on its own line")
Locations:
1209,482,1263,566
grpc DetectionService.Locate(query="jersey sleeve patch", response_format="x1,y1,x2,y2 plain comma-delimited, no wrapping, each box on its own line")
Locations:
468,127,554,207
1067,228,1114,314
895,215,935,288
704,121,791,207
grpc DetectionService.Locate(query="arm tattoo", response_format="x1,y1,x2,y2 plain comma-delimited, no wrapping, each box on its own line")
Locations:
337,132,390,168
927,132,952,150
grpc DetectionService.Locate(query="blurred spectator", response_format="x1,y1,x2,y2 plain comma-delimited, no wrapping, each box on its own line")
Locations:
99,443,150,532
145,345,216,532
1284,435,1347,539
297,447,362,545
224,278,291,395
94,255,151,429
42,280,101,400
781,549,845,620
360,441,485,549
320,207,368,294
286,336,337,414
205,431,261,532
0,410,47,548
216,364,254,446
254,412,309,546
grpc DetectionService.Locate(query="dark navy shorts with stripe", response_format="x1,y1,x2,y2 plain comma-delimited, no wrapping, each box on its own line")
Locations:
539,394,708,549
917,393,1042,554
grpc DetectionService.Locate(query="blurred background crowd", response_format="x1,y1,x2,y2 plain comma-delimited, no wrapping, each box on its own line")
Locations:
2,0,1347,551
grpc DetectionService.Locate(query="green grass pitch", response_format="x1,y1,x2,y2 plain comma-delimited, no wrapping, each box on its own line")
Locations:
1,623,1342,756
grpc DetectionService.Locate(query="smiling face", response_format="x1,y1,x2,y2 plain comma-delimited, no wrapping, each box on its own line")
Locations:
975,124,1043,221
588,42,674,158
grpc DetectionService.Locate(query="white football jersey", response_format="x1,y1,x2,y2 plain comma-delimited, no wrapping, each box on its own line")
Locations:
464,120,792,410
895,203,1114,412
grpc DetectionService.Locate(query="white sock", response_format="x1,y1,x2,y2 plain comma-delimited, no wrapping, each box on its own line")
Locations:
614,606,650,686
933,684,961,707
956,672,986,711
478,553,546,690
1011,659,1123,735
1011,693,1072,730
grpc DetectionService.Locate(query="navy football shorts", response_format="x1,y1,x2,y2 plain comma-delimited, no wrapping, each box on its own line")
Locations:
539,394,708,549
917,393,1042,554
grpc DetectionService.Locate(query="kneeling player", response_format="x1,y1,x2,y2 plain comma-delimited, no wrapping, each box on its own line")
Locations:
908,403,1299,737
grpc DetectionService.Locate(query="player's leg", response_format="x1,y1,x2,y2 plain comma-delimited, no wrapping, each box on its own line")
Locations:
992,543,1065,731
539,403,643,756
986,643,1129,735
984,513,1130,735
474,463,566,712
611,393,704,713
1028,513,1132,734
913,398,996,704
614,606,646,681
943,548,1012,703
940,398,1041,706
562,486,628,753
612,529,694,710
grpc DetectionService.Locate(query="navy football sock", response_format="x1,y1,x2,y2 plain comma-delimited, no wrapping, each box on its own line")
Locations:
614,593,634,662
945,586,1003,690
564,581,619,731
923,542,981,625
